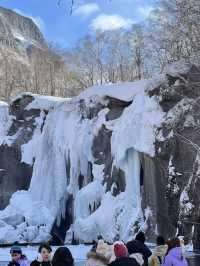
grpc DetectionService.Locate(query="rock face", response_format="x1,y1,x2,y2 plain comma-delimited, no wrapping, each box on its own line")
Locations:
0,7,45,53
0,95,44,209
0,62,200,249
149,64,200,249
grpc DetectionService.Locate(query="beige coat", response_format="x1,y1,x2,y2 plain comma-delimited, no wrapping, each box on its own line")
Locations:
149,245,168,266
85,252,109,266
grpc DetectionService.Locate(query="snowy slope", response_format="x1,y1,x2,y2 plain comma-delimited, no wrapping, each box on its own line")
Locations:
0,74,166,244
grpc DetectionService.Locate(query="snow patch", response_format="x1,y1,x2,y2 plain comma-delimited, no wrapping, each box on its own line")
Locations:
79,80,151,102
0,101,9,142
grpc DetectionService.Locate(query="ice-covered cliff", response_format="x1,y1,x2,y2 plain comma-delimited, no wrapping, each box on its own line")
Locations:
0,62,200,249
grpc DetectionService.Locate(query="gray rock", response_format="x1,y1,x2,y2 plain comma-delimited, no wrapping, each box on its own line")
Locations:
0,94,48,210
0,7,46,53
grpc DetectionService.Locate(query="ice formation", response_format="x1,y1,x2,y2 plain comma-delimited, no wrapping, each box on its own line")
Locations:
0,75,165,244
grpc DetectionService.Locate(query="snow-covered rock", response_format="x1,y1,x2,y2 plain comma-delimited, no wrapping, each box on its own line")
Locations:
0,62,200,249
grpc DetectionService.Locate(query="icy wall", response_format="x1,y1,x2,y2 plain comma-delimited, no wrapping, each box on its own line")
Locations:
0,62,200,249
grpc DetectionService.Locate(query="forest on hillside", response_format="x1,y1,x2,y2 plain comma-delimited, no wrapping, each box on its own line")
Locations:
0,0,199,101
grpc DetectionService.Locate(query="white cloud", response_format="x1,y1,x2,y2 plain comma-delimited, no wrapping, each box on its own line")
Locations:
138,6,154,18
91,14,134,31
14,9,45,31
74,3,100,17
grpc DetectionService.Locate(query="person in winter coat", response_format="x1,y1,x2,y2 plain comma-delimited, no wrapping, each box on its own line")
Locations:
109,242,143,266
150,236,168,266
31,243,52,266
52,247,74,266
85,239,113,266
162,238,188,266
126,231,152,266
8,246,29,266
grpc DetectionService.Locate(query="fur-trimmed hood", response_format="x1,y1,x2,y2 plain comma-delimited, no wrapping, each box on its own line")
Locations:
87,251,110,265
153,245,167,257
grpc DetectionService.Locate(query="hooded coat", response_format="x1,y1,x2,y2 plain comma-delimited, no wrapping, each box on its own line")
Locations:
126,240,152,266
150,245,168,266
162,247,188,266
85,251,110,266
8,256,29,266
109,257,141,266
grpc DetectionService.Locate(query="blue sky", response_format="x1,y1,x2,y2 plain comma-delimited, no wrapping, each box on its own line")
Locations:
0,0,155,48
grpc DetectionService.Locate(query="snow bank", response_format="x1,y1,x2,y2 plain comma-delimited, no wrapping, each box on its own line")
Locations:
0,191,53,243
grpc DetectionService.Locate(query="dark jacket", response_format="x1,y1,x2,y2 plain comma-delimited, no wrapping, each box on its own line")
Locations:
8,256,29,266
8,262,20,266
109,257,141,266
52,262,73,266
31,260,52,266
126,240,152,266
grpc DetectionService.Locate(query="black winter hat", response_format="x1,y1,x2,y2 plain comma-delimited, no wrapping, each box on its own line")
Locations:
10,246,22,254
135,231,145,243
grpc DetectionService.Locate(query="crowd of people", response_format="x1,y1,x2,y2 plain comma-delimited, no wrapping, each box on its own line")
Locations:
7,232,188,266
8,244,74,266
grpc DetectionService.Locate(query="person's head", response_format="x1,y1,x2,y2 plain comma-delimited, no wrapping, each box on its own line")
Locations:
10,246,22,262
166,238,181,256
156,236,166,246
113,242,128,258
52,247,74,266
95,239,113,261
38,243,52,262
90,242,97,252
135,232,145,244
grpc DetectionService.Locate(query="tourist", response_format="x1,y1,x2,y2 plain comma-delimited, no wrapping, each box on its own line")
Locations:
86,239,113,266
31,243,52,266
52,247,74,266
149,236,167,266
162,238,188,266
8,246,29,266
126,231,152,266
109,242,143,266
